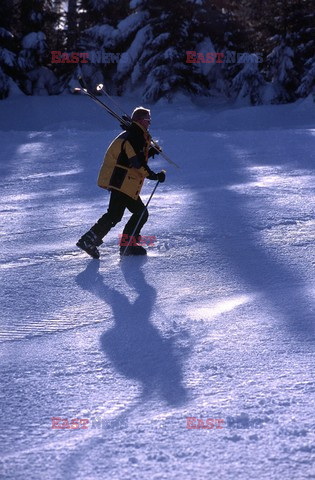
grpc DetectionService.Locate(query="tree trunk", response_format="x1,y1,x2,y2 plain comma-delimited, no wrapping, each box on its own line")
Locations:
67,0,77,50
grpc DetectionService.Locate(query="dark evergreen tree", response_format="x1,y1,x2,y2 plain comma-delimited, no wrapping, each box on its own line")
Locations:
62,0,132,93
17,0,60,94
116,0,219,102
236,0,313,103
297,56,315,98
204,5,247,99
287,0,314,99
266,34,297,103
67,0,78,50
232,53,266,104
0,0,19,98
1,0,312,103
215,0,313,103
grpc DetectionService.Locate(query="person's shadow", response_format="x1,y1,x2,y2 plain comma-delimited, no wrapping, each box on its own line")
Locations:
76,259,188,407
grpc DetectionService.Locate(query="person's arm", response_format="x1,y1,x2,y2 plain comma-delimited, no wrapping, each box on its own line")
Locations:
124,141,166,182
124,141,147,169
146,170,166,182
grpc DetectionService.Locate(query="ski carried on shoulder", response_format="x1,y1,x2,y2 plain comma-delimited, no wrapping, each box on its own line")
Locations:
77,77,179,169
78,77,131,128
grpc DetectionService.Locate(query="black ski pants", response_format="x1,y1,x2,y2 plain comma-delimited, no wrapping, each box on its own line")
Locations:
91,190,148,241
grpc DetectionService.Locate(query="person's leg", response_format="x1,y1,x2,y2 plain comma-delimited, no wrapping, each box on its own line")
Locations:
91,190,127,239
119,196,149,255
122,196,149,241
77,190,127,258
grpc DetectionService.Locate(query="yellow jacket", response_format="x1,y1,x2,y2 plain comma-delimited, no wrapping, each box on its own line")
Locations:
97,122,152,200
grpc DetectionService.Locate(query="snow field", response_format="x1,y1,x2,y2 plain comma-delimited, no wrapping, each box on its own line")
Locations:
0,94,314,479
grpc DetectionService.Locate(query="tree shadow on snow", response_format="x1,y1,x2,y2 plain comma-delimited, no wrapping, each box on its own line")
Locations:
76,259,188,408
192,136,315,340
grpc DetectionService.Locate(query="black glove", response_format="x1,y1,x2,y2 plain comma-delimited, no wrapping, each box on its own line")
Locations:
157,171,166,183
147,168,166,182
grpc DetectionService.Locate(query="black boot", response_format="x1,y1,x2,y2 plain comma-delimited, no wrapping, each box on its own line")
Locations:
76,230,103,259
120,244,147,256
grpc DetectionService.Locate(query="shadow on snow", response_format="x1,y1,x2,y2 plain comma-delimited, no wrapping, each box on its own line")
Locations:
76,258,189,408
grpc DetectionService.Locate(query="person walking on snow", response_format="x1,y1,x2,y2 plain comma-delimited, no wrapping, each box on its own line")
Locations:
76,106,166,259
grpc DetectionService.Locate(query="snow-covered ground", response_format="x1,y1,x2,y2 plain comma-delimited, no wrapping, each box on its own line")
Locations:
0,93,314,480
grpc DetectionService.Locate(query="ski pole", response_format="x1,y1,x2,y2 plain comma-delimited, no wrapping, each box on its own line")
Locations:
120,179,161,257
96,83,180,169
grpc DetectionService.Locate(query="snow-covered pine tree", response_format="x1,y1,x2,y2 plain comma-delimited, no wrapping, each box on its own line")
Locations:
216,0,313,104
203,7,247,100
113,0,152,95
188,3,233,100
232,53,265,105
259,0,313,103
0,0,18,99
297,56,315,98
113,2,151,95
50,0,82,93
214,0,271,66
71,0,132,94
18,0,59,95
266,34,297,104
0,2,20,99
117,0,211,102
0,32,13,99
287,0,314,99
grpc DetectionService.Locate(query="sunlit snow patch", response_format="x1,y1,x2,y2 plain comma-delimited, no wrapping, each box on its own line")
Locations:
17,142,46,155
188,294,256,321
227,165,314,193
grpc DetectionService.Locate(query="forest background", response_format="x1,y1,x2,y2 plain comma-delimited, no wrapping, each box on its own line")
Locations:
0,0,314,104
